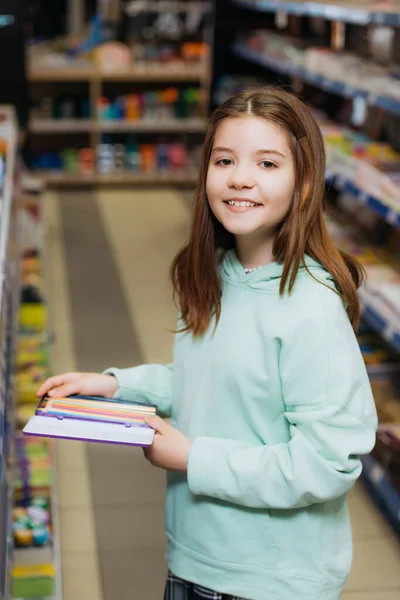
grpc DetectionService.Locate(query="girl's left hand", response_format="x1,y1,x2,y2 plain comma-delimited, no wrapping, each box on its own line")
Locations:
142,415,192,472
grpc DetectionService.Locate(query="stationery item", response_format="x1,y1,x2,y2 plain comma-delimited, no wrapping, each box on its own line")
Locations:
12,563,55,599
169,142,186,172
126,137,141,172
126,94,140,120
143,92,157,120
62,148,78,173
96,143,114,173
157,140,169,171
23,394,156,446
140,144,156,172
78,148,95,175
113,144,125,172
115,96,126,119
97,97,111,119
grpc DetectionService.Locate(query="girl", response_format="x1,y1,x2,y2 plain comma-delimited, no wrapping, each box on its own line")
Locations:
37,88,377,600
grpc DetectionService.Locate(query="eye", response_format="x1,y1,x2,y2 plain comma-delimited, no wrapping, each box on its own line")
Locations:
215,158,233,166
260,160,277,169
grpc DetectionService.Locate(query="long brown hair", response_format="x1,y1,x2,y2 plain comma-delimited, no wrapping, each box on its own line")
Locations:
171,87,364,336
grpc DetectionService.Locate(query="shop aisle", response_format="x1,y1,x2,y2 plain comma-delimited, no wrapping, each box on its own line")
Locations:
43,187,400,600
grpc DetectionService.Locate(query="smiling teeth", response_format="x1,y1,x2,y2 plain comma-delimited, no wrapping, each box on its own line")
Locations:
227,201,257,207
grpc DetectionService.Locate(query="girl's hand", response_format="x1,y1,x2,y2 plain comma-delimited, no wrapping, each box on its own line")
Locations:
142,415,192,473
36,372,118,399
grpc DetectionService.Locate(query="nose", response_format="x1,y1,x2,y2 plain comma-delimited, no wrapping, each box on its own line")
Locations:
228,165,255,190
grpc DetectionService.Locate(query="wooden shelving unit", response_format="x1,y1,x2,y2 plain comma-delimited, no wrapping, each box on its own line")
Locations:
29,118,93,133
28,61,210,185
28,64,209,83
36,170,199,187
28,0,214,187
30,117,207,134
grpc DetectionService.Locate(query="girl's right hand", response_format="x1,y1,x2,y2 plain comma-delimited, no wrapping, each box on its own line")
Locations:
36,372,118,400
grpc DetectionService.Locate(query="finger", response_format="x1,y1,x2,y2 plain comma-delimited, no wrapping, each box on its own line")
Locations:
36,374,73,398
48,382,81,398
142,414,166,433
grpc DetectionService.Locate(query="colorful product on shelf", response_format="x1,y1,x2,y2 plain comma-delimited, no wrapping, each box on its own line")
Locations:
17,249,50,404
236,30,400,105
12,192,59,598
17,335,49,369
368,373,400,498
78,148,96,175
32,140,199,177
140,143,156,173
95,87,204,121
372,424,400,492
0,107,23,600
359,334,393,367
334,209,400,499
93,41,132,71
12,564,55,599
13,435,52,499
32,95,91,121
318,113,400,212
29,38,209,75
326,212,400,323
13,501,51,548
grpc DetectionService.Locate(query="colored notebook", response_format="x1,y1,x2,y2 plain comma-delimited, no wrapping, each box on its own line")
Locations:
23,394,156,446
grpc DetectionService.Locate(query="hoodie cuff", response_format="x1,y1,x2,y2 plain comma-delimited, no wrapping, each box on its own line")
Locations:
102,367,125,398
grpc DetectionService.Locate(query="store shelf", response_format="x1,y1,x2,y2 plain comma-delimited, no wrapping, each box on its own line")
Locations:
101,65,209,82
28,65,95,82
98,117,206,133
19,597,54,600
29,64,208,83
232,0,400,25
50,444,62,600
125,1,213,13
359,288,400,355
2,478,13,600
233,43,400,118
34,170,199,186
12,447,63,600
0,107,20,600
360,454,400,536
29,117,206,134
0,113,18,274
326,172,400,230
29,119,93,134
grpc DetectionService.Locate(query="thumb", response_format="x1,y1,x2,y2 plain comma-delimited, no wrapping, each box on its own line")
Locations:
142,414,167,433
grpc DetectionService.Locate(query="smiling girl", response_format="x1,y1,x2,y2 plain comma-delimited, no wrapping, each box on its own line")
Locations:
37,88,377,600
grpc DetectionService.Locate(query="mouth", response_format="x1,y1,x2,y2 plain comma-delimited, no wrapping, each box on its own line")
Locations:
223,199,262,210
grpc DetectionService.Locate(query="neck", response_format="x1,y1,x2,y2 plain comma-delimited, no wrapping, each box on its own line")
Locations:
235,231,276,269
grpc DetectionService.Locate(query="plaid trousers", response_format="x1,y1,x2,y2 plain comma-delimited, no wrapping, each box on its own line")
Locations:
164,571,247,600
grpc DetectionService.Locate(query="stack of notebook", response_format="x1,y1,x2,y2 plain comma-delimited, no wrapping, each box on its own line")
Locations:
23,394,156,446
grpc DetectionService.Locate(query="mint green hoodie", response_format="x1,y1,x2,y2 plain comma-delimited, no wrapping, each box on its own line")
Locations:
105,250,377,600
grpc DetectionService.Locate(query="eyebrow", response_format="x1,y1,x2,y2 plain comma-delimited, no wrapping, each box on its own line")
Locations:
211,147,233,154
255,149,285,158
211,146,285,158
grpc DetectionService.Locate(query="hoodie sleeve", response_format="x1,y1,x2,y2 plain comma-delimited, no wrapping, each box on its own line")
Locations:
187,284,377,509
103,364,173,418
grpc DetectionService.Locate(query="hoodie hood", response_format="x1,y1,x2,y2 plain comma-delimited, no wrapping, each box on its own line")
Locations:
221,249,336,292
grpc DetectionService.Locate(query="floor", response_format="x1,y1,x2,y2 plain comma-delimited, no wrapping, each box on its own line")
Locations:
43,186,400,600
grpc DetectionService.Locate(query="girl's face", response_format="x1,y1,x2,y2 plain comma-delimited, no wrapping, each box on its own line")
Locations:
206,116,296,239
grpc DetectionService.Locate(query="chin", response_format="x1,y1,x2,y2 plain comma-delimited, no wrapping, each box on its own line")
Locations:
219,219,263,237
